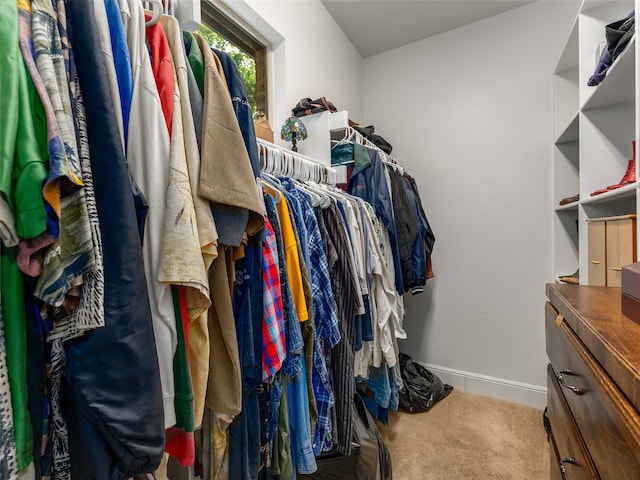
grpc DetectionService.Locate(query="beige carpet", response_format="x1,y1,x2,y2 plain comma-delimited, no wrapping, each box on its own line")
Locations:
378,389,549,480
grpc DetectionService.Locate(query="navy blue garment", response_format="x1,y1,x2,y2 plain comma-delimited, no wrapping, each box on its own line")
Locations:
229,237,263,480
63,1,165,478
343,143,404,294
404,173,435,263
399,174,429,292
387,167,419,293
358,204,374,343
24,290,46,478
213,48,260,178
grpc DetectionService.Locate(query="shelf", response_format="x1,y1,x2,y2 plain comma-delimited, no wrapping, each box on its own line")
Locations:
580,0,634,21
581,36,636,111
581,182,637,205
555,201,580,212
555,3,636,288
555,114,579,144
555,16,579,74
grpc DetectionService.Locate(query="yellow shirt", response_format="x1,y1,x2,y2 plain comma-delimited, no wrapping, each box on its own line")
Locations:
265,185,309,322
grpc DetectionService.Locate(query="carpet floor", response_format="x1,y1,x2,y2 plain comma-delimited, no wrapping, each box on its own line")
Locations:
378,389,549,480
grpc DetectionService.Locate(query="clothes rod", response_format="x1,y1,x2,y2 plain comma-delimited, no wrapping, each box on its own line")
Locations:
257,138,337,186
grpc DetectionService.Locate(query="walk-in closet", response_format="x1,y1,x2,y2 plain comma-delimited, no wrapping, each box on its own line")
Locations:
2,1,639,479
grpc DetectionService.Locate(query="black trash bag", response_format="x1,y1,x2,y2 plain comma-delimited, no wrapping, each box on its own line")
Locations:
398,352,453,413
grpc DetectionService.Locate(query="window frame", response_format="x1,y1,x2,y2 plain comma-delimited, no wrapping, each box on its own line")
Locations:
200,1,268,116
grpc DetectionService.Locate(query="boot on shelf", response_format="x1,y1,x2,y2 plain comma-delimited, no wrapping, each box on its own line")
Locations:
591,140,637,196
558,269,579,285
559,193,579,206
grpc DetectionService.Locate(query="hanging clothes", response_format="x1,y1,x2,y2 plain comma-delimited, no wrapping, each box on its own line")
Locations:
62,1,165,477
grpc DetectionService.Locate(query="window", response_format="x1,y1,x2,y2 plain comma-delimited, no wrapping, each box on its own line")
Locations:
198,1,268,116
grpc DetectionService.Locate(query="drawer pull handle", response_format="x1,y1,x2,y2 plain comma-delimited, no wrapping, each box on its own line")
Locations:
556,371,584,395
612,267,622,272
591,260,601,264
559,457,576,479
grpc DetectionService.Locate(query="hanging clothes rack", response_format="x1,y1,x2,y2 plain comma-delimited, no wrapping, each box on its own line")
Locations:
258,138,338,186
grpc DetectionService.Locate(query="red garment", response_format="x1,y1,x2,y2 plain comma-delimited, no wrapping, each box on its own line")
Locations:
144,15,173,136
165,428,195,467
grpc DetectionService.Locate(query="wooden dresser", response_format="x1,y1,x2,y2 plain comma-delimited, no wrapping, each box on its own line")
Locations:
545,284,640,479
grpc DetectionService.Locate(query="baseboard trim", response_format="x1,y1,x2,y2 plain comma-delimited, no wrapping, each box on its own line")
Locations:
418,362,547,409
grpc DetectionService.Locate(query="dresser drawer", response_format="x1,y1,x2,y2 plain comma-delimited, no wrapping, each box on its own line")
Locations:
546,364,598,480
549,432,563,480
546,301,640,479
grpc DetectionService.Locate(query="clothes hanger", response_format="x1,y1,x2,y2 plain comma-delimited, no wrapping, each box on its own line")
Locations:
303,181,334,209
261,174,284,203
331,127,356,151
143,0,163,26
294,180,323,207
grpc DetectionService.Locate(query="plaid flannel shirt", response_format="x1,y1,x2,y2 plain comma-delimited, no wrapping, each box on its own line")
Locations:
262,217,286,381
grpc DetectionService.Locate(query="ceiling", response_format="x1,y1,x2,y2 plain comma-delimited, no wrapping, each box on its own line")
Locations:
321,0,535,58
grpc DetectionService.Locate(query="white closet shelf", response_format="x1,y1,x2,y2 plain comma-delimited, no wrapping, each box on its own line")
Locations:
555,17,579,74
581,36,636,111
555,202,580,212
555,114,580,144
580,182,637,205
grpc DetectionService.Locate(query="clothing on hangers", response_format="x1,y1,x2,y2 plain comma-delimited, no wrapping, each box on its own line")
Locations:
1,0,421,477
333,138,435,295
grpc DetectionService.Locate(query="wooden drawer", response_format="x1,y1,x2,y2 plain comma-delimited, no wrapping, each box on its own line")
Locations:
545,301,640,479
546,364,598,480
549,432,563,480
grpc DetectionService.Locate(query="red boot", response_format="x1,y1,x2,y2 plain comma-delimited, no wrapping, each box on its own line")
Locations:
591,141,636,195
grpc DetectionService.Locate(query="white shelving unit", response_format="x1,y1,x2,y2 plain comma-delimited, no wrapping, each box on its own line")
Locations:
552,0,638,284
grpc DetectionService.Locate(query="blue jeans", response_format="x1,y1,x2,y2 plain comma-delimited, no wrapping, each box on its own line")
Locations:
287,353,317,475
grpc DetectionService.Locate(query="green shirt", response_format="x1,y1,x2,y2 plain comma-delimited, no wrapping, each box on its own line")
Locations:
0,5,48,241
183,30,204,97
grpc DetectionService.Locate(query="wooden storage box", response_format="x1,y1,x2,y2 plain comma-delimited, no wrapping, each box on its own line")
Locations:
622,262,640,324
586,214,636,287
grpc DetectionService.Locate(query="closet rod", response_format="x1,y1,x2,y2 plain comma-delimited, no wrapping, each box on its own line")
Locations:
257,138,337,186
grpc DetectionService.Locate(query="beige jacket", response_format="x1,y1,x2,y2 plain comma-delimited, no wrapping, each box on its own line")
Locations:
194,33,264,241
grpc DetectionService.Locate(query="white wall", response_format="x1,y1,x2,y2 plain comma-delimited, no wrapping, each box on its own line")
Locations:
362,1,581,407
228,0,364,131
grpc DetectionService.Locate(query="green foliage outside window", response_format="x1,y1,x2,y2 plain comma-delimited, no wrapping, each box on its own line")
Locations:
196,23,257,113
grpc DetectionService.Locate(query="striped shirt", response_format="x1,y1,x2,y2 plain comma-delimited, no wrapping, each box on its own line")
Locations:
321,200,362,456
